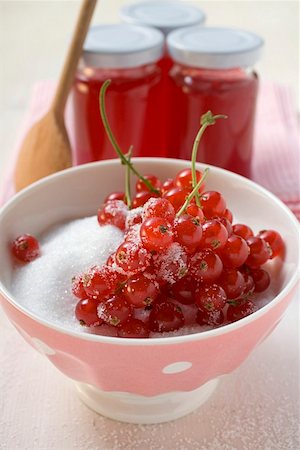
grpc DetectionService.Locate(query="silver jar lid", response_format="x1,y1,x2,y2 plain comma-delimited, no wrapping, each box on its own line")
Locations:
167,26,264,68
120,1,206,35
83,24,164,68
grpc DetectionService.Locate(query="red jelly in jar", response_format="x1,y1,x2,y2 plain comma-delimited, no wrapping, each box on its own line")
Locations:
72,24,164,165
166,27,264,178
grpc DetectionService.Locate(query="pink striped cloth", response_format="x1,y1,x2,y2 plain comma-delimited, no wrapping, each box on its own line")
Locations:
1,80,299,219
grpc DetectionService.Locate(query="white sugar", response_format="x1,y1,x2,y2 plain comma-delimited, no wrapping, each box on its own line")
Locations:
11,216,123,330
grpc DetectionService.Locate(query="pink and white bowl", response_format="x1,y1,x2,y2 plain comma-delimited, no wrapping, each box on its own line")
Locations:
0,158,299,424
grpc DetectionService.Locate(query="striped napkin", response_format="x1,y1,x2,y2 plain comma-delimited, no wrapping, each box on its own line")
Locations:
1,80,299,219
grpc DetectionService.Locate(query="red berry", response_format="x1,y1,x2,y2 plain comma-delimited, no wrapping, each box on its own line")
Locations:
72,275,86,299
125,209,143,229
174,215,203,253
185,203,205,223
132,191,155,208
83,265,119,299
246,236,271,268
232,224,254,240
149,301,184,332
140,217,173,252
251,268,271,292
104,191,125,202
227,300,257,322
124,273,159,308
175,168,205,192
97,200,128,230
117,318,150,338
196,309,224,327
241,271,255,298
216,217,233,236
201,219,228,250
142,197,175,224
189,249,223,283
221,235,249,268
171,275,198,305
115,241,151,274
201,191,226,219
161,178,174,195
153,242,188,285
195,284,227,312
75,298,102,326
163,187,189,211
219,268,245,299
97,295,132,327
258,229,285,259
223,208,233,223
11,234,40,262
136,175,162,193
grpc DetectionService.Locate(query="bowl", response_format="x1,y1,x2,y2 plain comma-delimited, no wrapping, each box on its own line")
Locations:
0,158,299,424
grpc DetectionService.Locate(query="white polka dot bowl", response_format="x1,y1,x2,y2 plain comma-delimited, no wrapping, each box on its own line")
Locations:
0,158,299,424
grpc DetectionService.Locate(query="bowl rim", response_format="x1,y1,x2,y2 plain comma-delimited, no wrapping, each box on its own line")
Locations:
0,157,299,346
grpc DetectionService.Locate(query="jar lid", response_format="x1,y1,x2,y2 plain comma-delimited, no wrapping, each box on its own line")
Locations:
167,26,264,68
120,1,206,35
83,24,164,68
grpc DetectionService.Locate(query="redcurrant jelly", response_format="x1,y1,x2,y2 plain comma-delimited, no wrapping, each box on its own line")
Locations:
72,24,164,164
166,27,263,178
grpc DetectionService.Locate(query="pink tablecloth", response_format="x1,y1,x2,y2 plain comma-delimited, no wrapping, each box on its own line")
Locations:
1,80,299,218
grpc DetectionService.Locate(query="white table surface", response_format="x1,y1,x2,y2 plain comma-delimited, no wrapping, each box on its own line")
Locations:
0,1,299,449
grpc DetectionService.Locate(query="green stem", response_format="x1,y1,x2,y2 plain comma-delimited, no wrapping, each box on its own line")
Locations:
99,80,159,195
125,146,133,209
191,111,227,205
176,168,210,217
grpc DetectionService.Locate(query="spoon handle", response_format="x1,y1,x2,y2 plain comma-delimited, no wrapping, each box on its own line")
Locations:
52,0,97,120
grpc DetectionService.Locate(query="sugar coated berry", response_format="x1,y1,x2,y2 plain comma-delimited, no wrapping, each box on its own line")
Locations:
227,300,257,322
140,217,173,252
142,197,175,224
153,242,188,285
75,298,102,327
196,309,224,327
124,274,159,308
83,265,119,299
97,200,128,230
97,295,132,327
11,234,40,263
195,284,227,312
171,275,198,305
72,275,86,299
189,249,223,283
115,241,151,274
117,318,150,338
149,301,185,332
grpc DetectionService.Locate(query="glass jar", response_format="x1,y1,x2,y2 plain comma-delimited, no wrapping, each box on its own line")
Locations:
166,27,264,178
72,24,164,165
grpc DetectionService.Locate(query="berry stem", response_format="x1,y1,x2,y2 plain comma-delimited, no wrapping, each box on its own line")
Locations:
99,80,159,195
176,168,210,217
191,111,227,205
125,146,133,209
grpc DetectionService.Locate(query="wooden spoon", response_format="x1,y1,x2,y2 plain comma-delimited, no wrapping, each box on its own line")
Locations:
14,0,97,192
